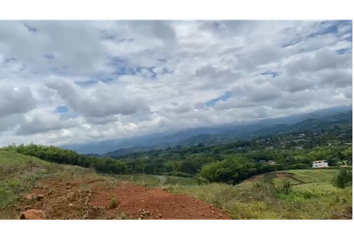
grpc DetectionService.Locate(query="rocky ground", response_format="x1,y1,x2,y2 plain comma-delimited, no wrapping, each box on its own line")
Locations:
5,178,231,220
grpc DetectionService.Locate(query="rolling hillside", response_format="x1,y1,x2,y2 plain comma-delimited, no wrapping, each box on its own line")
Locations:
0,150,230,219
166,169,352,219
1,150,352,219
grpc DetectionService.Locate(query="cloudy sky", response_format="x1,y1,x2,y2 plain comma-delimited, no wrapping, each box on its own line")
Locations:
0,20,352,146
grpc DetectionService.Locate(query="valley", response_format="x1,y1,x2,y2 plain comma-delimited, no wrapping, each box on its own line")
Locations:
1,109,352,220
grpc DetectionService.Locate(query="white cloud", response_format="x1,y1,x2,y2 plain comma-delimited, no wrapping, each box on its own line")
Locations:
0,86,36,118
0,20,352,147
16,109,78,135
45,77,151,118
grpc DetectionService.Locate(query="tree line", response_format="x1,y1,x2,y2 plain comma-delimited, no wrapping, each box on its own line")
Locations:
1,125,352,185
3,144,127,174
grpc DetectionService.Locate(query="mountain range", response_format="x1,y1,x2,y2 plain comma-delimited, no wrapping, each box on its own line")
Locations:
61,105,352,155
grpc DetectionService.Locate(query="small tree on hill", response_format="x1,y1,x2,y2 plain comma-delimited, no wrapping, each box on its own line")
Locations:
332,169,352,189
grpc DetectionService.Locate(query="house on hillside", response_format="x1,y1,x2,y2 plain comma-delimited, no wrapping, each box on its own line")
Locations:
268,160,276,165
312,160,329,169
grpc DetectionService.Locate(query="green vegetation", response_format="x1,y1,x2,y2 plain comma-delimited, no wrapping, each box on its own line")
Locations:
1,148,351,219
108,174,160,186
1,111,352,219
2,144,127,175
0,150,93,214
1,123,352,186
165,169,352,219
332,168,353,189
109,197,118,209
105,123,352,185
164,176,201,186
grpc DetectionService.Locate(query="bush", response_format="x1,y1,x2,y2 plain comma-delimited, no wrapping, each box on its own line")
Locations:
332,169,352,189
109,197,118,209
279,181,293,195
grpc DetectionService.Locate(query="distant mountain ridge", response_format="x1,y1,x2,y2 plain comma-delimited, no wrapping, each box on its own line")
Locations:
61,105,352,154
102,109,352,157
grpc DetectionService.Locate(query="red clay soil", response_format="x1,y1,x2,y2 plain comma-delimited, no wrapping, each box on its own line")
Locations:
90,182,231,220
8,179,231,220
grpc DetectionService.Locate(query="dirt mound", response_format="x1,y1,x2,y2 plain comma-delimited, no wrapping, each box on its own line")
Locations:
9,178,231,220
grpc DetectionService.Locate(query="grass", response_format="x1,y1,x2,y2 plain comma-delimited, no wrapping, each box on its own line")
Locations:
0,150,96,214
0,150,52,167
239,169,342,188
165,169,352,219
1,150,351,220
287,169,340,183
108,174,160,186
164,176,201,186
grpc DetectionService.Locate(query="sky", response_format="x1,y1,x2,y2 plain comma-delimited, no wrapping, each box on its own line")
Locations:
0,20,352,147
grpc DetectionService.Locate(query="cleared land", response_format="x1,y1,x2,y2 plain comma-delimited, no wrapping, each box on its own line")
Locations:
0,151,230,219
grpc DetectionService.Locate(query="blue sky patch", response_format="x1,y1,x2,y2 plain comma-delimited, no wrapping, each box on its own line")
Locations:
137,67,157,79
345,35,352,42
261,71,279,78
4,58,16,63
282,39,302,48
44,53,55,62
110,57,136,76
336,48,352,55
23,22,37,32
206,91,232,107
112,66,135,76
55,106,69,113
162,67,173,75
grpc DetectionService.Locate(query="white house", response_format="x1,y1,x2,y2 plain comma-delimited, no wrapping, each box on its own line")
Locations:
312,160,329,169
268,160,276,165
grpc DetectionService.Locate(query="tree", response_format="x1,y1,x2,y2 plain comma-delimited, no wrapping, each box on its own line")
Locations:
199,156,255,184
332,169,352,189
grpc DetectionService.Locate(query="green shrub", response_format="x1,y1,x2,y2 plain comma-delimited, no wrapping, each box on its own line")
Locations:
332,169,352,189
279,181,293,195
109,197,118,209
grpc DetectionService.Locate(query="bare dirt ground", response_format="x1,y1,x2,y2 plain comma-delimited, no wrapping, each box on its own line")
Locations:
6,178,231,220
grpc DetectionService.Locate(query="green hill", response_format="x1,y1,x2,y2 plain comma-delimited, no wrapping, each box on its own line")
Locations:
166,169,352,219
0,150,352,219
0,150,94,211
